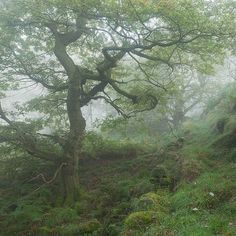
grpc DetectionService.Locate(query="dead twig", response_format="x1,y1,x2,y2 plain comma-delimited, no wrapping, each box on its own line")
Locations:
29,162,67,184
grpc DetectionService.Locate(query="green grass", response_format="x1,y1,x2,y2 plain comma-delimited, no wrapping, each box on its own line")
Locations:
1,84,236,235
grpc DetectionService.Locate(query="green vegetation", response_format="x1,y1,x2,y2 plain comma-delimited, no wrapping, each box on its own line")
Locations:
0,82,236,235
0,0,236,235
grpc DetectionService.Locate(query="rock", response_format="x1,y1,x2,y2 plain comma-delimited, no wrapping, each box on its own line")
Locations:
78,219,101,234
124,211,158,230
132,192,168,212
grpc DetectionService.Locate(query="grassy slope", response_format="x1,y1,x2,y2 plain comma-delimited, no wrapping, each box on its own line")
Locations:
0,85,236,235
77,96,236,235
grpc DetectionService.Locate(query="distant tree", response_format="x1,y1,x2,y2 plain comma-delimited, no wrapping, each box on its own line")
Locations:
0,0,235,204
164,72,214,129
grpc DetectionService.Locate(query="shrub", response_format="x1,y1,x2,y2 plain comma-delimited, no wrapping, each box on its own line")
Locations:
0,202,45,234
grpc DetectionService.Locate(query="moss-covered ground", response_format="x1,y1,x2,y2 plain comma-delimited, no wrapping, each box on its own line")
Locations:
0,86,236,235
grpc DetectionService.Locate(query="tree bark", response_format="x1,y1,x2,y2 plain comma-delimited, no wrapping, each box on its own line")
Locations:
61,68,86,205
46,22,87,205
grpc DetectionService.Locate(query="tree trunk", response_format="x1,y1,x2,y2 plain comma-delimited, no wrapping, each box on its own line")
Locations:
61,69,86,205
172,97,185,129
172,109,185,129
48,25,88,205
61,141,82,206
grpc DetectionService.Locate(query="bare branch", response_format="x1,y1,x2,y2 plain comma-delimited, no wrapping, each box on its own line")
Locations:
92,95,129,118
128,52,168,91
108,80,138,103
81,81,108,106
10,48,68,91
29,162,67,184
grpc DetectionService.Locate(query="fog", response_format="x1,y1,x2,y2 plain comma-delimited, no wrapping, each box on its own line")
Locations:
1,56,235,132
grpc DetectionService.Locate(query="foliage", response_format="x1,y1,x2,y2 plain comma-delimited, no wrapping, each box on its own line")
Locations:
0,0,236,231
0,82,236,235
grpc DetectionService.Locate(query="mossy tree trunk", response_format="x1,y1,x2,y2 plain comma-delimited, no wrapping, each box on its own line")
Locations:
61,71,86,205
49,23,87,205
47,19,126,205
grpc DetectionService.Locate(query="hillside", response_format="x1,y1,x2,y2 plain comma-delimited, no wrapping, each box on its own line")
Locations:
0,84,236,235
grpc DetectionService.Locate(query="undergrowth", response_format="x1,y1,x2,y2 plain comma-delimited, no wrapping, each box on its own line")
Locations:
0,84,236,235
